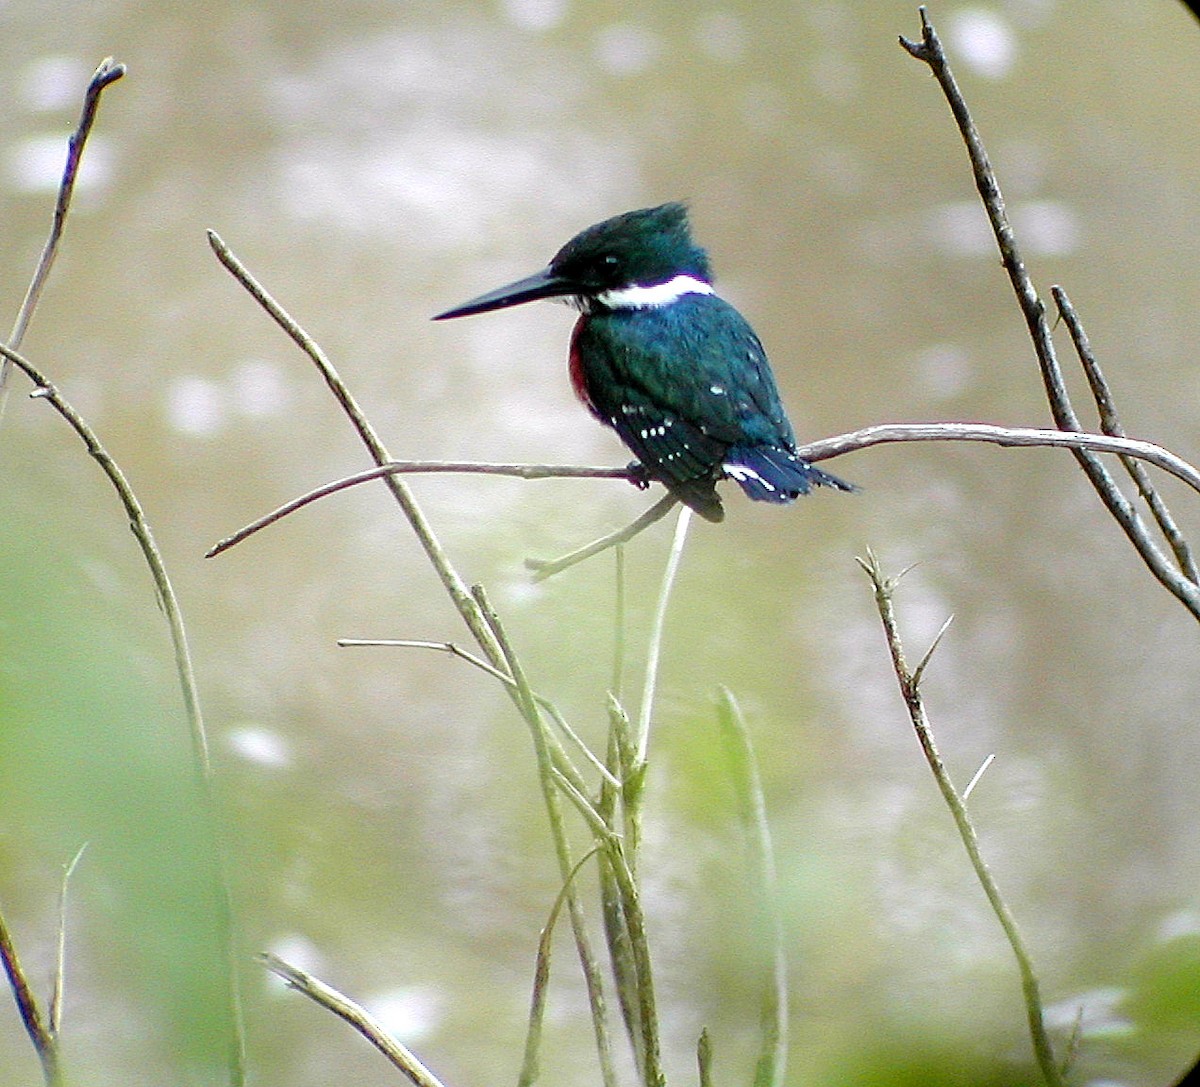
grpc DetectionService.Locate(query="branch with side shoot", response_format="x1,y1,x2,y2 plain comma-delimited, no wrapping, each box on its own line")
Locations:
206,420,1200,580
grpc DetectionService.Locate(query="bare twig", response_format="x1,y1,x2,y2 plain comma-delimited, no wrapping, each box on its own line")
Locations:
799,422,1200,495
1,337,245,1087
50,844,87,1037
1,58,126,414
259,953,450,1087
469,585,618,1087
597,701,641,1069
1052,285,1199,584
206,459,632,557
0,62,122,1076
207,422,1200,582
962,754,996,803
0,903,59,1087
209,234,620,1084
527,495,679,581
342,637,621,788
338,637,510,682
859,551,1065,1087
634,507,691,767
901,7,1200,622
697,1028,714,1087
520,846,604,1087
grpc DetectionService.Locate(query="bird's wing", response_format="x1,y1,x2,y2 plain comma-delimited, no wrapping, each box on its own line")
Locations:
577,295,795,474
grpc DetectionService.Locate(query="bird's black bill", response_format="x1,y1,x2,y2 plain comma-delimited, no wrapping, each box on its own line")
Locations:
433,266,577,320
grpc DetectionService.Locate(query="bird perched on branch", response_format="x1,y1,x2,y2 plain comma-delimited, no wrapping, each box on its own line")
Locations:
434,202,853,522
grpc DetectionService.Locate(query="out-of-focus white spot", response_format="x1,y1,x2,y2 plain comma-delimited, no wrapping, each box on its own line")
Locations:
594,23,660,76
227,726,290,768
948,8,1017,80
364,986,444,1040
7,134,113,196
501,0,567,31
929,200,993,257
929,198,1079,259
915,343,972,400
1012,199,1080,257
1043,988,1133,1039
1157,909,1200,942
232,359,290,419
20,56,91,112
277,131,629,248
264,935,324,989
996,138,1048,197
695,11,747,64
266,28,633,247
810,52,860,102
167,375,225,436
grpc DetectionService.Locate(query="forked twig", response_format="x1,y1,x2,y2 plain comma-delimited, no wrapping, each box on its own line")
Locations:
1052,285,1198,584
206,422,1200,582
859,551,1064,1087
1,58,126,411
0,57,245,1086
901,6,1200,622
212,228,624,1086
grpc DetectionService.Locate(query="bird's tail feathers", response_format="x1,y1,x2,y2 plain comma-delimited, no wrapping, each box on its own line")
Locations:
723,447,854,504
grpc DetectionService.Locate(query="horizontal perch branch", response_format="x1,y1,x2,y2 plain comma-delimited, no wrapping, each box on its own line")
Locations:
205,421,1200,559
798,422,1200,494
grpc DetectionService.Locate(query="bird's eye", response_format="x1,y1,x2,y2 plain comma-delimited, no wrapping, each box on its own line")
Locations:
603,254,619,266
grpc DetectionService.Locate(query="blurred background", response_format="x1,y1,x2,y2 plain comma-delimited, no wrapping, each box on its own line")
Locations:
2,1,1200,1084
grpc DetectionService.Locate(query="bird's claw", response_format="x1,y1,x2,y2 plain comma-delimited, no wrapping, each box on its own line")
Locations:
625,461,652,490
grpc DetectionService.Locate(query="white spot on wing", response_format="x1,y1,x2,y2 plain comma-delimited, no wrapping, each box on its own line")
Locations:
724,462,776,492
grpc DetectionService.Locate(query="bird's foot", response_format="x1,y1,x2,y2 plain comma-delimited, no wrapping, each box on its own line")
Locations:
625,461,652,490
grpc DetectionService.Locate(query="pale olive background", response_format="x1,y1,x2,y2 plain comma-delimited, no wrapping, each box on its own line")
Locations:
2,2,1200,1085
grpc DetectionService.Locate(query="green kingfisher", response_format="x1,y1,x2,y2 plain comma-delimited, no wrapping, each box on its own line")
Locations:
433,202,853,522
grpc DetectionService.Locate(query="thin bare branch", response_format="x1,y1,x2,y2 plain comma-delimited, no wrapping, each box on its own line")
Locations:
0,903,58,1087
0,347,245,1085
50,844,88,1037
1052,285,1199,584
520,846,605,1087
799,422,1200,495
338,637,512,682
697,1029,714,1087
260,953,449,1087
1,58,126,415
860,550,1064,1087
900,7,1200,622
635,507,691,766
527,494,679,581
911,613,954,690
963,754,996,803
206,460,632,557
206,423,1200,578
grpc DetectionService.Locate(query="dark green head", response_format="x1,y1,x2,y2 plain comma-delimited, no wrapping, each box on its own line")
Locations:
433,202,714,320
548,202,713,294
